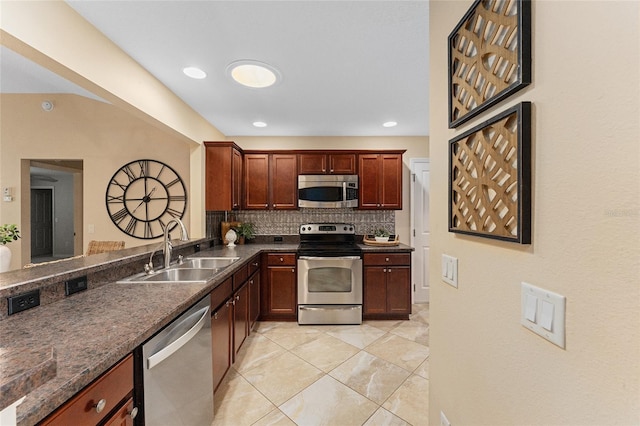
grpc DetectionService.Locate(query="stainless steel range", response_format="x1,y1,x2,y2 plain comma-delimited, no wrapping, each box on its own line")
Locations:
297,223,363,325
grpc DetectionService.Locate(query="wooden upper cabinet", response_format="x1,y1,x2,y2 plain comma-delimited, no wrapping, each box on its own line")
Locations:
205,142,243,211
244,154,270,209
271,154,297,209
298,153,356,175
358,152,404,210
244,153,297,210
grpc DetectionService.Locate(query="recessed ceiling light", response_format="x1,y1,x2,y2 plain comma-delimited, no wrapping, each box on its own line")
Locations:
227,60,280,88
253,121,268,128
383,121,398,128
183,67,207,79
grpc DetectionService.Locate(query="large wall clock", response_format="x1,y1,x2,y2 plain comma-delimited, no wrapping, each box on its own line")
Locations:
106,159,187,239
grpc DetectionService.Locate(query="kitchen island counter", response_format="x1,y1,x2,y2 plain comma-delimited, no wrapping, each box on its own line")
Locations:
0,242,297,426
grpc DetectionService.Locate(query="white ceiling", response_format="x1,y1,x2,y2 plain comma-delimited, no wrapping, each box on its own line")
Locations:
2,1,430,137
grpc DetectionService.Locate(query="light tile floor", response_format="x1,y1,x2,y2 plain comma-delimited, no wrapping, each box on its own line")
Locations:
213,304,429,426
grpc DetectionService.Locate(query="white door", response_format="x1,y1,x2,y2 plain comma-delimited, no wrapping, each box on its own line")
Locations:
410,159,430,303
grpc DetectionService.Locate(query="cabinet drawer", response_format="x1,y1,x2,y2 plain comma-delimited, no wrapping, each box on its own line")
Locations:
267,253,296,266
248,255,261,276
211,277,232,311
42,354,133,426
363,253,410,266
233,264,249,290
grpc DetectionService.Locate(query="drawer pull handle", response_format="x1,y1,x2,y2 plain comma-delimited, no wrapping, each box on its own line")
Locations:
236,295,240,301
94,399,107,414
385,258,390,262
129,407,139,419
252,262,259,267
280,257,284,262
214,312,218,320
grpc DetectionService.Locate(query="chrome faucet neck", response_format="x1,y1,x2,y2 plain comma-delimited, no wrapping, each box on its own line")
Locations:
163,218,189,268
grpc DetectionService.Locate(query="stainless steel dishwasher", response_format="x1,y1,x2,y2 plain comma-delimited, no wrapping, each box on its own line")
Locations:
141,296,213,425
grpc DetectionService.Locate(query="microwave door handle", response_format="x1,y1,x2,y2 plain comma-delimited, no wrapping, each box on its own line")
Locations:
343,181,347,206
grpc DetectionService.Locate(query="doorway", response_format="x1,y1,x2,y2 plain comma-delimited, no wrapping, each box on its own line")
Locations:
22,160,83,265
410,158,430,303
31,188,54,259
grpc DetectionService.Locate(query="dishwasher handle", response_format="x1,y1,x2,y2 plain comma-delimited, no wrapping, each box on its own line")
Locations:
147,305,209,370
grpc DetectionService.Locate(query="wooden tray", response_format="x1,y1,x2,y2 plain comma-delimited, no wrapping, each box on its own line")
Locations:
362,235,400,246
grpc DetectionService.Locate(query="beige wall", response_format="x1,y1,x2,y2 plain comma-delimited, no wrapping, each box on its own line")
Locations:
429,1,639,424
233,136,429,242
0,1,227,239
0,94,192,270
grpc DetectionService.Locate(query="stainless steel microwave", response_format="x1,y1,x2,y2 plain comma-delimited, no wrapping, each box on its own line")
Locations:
298,175,359,208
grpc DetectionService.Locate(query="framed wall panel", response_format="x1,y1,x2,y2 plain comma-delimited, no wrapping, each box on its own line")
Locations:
448,102,531,243
448,0,531,128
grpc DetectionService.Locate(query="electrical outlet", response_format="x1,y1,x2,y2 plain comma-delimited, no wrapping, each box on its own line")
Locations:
65,275,88,296
440,411,451,426
8,289,40,315
273,236,283,242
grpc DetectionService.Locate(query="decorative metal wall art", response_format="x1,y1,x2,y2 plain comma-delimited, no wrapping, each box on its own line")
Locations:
448,0,531,128
449,102,531,243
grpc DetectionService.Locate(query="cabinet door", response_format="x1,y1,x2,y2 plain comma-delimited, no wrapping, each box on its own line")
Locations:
244,154,269,209
387,267,411,315
298,153,327,174
205,143,233,211
380,154,403,209
212,301,231,392
271,154,297,209
358,154,381,209
266,266,297,317
363,266,387,314
233,283,249,355
329,154,356,174
249,272,260,330
232,148,243,210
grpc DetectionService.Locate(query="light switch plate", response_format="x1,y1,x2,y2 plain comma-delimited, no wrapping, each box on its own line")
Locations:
521,282,566,348
441,254,458,288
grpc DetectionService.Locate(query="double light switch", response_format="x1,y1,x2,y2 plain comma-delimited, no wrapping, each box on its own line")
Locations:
521,282,566,349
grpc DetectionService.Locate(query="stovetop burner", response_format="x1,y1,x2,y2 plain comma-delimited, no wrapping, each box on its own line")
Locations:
298,223,362,257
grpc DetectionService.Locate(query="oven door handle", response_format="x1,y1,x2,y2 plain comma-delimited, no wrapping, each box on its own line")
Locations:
298,256,362,261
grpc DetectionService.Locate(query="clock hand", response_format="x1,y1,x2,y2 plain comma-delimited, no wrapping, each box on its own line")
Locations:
131,187,157,214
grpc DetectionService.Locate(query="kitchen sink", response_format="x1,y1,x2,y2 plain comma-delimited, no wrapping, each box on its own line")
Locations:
117,256,240,284
118,268,216,284
175,257,240,269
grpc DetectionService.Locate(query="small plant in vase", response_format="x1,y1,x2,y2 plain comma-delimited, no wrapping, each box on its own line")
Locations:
0,224,20,272
233,222,256,244
373,228,390,242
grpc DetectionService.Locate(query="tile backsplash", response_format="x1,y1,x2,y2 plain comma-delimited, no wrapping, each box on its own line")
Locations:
206,209,394,241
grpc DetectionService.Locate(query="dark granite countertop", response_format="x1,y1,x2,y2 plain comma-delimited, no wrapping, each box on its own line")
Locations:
0,240,409,425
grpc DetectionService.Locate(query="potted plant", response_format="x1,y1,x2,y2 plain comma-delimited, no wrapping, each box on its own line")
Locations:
373,228,390,242
0,224,21,272
233,222,256,244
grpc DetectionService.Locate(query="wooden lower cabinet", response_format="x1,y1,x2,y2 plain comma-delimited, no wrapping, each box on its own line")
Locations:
233,282,249,356
211,299,232,392
363,252,411,320
41,355,135,426
260,253,297,321
249,270,260,329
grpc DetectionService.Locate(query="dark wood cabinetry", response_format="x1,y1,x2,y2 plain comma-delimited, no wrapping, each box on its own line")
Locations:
244,153,297,210
41,355,135,426
363,253,411,320
249,257,261,329
298,153,357,175
204,141,243,211
260,253,297,321
233,282,249,356
211,297,231,392
358,153,404,210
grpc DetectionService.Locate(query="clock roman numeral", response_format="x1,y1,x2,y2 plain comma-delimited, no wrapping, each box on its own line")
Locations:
165,177,181,188
110,179,127,191
144,222,153,239
107,194,124,203
111,208,129,223
169,195,186,202
138,160,149,177
124,217,138,235
122,165,137,182
166,207,182,218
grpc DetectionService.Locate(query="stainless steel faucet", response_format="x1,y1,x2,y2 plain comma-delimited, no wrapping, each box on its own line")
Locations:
163,218,189,268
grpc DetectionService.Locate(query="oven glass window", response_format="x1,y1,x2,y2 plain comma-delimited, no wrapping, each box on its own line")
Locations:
308,267,352,292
